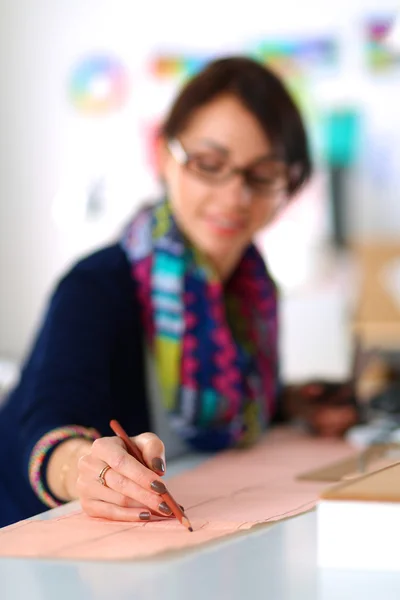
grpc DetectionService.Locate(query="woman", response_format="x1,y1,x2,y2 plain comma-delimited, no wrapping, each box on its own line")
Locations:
0,56,356,529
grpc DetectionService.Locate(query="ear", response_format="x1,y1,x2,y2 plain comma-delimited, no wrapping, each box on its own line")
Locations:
154,134,171,180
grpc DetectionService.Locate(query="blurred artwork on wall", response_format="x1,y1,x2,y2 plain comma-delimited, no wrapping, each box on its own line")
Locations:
364,14,398,73
149,54,215,82
68,53,130,115
247,37,338,75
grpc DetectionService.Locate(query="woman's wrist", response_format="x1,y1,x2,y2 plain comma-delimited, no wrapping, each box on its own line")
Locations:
47,438,92,501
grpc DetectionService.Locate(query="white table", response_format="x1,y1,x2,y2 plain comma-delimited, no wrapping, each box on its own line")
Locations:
3,455,400,600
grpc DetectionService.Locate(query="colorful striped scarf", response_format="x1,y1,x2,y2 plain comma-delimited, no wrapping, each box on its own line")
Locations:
121,200,278,450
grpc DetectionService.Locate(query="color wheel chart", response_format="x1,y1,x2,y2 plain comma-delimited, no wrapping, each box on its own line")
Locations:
69,54,129,115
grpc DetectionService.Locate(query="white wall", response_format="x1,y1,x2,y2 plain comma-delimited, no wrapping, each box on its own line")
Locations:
0,0,399,360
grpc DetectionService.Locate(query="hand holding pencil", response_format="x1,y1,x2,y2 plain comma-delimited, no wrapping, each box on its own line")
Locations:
77,420,192,531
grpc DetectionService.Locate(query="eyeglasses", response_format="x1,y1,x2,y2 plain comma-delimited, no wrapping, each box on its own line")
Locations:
167,138,295,197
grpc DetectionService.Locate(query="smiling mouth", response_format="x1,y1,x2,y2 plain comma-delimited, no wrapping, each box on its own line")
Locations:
204,214,245,233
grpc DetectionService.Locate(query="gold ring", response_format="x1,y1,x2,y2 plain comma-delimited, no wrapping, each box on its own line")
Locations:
98,464,111,487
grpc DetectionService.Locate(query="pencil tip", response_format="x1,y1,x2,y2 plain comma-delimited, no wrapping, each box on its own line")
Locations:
182,516,193,532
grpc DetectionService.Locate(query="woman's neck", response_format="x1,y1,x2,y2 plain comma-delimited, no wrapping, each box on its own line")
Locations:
208,248,244,281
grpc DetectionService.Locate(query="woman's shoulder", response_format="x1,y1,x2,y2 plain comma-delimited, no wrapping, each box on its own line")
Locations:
62,243,131,286
71,243,130,278
52,243,135,311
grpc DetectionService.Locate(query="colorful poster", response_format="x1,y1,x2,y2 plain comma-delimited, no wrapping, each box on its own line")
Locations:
247,37,338,77
149,53,217,82
149,37,338,84
364,14,398,72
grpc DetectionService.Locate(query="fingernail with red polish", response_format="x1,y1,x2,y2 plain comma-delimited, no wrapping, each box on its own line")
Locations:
159,501,172,515
152,457,165,473
150,480,167,494
139,511,151,521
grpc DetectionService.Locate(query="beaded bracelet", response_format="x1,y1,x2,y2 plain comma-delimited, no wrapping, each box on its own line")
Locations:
29,425,101,508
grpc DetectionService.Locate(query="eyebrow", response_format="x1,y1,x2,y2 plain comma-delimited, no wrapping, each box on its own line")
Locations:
196,138,230,155
194,138,285,163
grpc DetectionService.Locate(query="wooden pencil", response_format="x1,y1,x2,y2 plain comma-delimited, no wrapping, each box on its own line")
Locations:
109,419,193,531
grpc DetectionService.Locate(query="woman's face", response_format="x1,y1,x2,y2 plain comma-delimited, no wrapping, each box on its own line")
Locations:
161,94,290,276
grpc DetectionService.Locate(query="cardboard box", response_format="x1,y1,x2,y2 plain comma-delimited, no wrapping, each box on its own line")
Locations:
352,243,400,349
317,461,400,571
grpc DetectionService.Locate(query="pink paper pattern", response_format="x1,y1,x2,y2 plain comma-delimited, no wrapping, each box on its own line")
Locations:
0,428,356,561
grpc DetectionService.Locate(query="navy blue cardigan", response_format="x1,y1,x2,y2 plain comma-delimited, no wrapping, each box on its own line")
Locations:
0,244,151,527
0,243,283,528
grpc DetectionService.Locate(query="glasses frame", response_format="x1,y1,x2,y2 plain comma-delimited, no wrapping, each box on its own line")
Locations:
167,138,294,197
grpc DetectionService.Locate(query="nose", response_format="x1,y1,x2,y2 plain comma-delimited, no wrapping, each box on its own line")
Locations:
219,173,252,209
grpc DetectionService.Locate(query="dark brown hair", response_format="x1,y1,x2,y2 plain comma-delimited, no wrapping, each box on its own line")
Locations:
161,56,312,195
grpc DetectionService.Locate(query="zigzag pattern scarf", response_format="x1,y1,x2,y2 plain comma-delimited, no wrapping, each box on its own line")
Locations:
121,200,278,450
